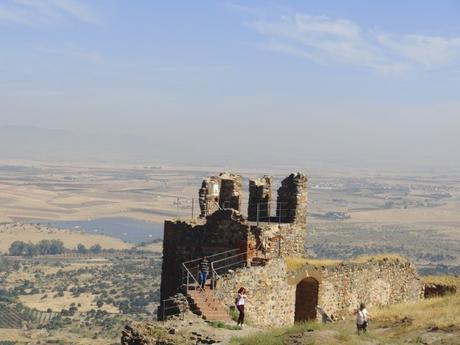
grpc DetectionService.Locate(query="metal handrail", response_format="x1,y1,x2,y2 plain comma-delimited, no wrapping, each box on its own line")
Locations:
210,250,252,281
182,261,204,293
182,248,240,266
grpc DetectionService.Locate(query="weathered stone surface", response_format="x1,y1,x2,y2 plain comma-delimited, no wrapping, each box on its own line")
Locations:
213,257,423,327
214,258,296,328
159,209,254,305
276,172,308,224
198,176,220,218
218,172,242,212
158,171,423,331
312,258,424,320
252,222,306,258
248,176,272,221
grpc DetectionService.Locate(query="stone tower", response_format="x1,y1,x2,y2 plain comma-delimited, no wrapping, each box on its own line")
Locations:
218,173,242,211
198,172,243,217
248,175,272,221
276,172,308,224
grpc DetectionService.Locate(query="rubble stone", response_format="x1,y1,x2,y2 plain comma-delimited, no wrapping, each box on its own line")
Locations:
248,176,272,221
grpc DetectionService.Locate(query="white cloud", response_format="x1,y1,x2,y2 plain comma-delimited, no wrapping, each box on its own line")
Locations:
250,14,460,74
0,0,102,26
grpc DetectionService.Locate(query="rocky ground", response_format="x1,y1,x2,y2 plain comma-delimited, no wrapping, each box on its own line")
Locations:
122,316,460,345
121,311,260,345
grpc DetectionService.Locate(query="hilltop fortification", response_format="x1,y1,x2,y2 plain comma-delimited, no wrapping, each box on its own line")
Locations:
158,172,423,327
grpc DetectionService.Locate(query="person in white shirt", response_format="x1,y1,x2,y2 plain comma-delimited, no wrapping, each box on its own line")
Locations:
235,287,247,328
356,303,370,334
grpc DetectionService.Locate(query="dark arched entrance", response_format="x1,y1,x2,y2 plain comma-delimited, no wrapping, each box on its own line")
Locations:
295,277,318,322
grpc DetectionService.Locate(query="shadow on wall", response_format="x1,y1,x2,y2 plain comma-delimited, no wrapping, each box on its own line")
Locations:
295,277,319,322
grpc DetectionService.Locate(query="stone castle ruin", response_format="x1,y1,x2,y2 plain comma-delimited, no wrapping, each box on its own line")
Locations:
159,172,423,327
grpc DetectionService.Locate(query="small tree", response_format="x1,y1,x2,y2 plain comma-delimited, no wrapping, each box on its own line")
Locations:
9,241,29,256
77,243,87,254
90,244,102,254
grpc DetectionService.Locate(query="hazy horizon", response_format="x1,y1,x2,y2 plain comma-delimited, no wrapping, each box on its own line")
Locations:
1,1,460,171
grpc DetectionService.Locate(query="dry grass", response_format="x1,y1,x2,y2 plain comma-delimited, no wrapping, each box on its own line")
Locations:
0,328,30,342
285,254,407,271
373,289,460,330
422,275,460,289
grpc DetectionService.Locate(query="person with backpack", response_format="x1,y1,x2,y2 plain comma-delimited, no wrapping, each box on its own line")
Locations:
356,303,370,334
197,256,209,289
235,287,247,328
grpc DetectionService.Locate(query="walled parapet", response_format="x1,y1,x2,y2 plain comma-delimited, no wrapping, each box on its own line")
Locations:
276,172,308,224
218,172,242,212
199,176,221,217
248,176,272,221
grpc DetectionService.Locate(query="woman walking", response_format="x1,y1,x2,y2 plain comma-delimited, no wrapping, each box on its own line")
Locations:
235,287,247,328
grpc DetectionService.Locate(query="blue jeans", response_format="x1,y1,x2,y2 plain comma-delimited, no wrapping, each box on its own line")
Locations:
198,271,208,288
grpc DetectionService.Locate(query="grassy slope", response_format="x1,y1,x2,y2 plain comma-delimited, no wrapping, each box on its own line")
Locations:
285,254,407,271
229,279,460,345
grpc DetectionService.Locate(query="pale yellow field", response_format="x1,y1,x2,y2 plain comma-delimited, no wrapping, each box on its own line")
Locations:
0,160,208,224
19,291,119,313
0,223,132,254
346,199,460,225
0,329,33,342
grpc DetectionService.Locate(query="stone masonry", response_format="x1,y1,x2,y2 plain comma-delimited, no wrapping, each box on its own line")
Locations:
198,176,220,217
214,257,423,327
277,173,308,224
315,258,424,319
160,172,308,306
214,258,295,327
248,175,272,221
198,172,243,217
159,170,423,328
218,173,242,211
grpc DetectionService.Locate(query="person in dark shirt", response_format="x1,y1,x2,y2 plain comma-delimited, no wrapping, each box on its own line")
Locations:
198,256,209,289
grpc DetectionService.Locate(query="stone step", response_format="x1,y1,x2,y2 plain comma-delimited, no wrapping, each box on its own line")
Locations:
186,289,231,322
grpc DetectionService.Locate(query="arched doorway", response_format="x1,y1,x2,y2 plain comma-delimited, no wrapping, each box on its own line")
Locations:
295,277,318,322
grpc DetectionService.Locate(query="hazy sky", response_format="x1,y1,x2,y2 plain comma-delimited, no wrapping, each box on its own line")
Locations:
1,0,460,169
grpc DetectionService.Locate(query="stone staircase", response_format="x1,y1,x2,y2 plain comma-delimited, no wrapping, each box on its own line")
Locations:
186,285,232,322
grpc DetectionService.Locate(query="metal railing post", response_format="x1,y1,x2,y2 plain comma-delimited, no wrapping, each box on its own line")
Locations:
191,198,195,220
186,270,190,291
176,197,180,220
256,202,260,227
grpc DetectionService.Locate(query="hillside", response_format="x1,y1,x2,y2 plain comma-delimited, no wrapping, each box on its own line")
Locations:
120,276,460,345
229,280,460,345
0,223,132,254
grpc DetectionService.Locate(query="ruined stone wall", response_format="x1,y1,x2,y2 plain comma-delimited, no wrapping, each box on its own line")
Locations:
214,258,296,327
198,176,220,217
316,258,424,319
218,173,242,211
160,210,255,303
253,222,306,259
248,176,272,221
213,257,423,327
276,173,308,224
